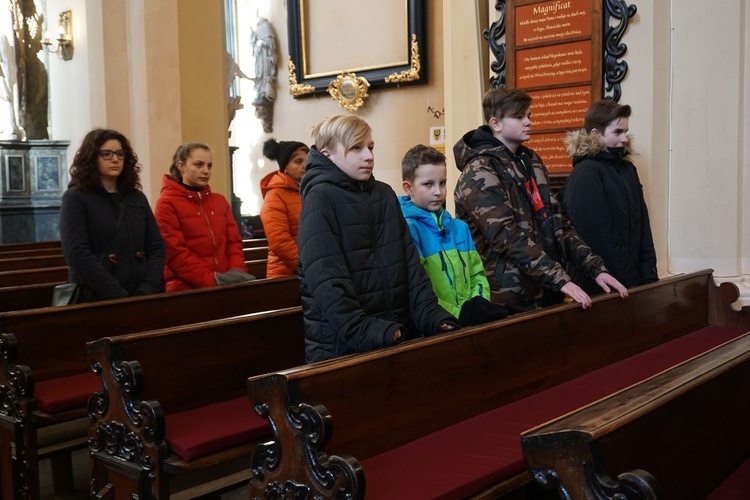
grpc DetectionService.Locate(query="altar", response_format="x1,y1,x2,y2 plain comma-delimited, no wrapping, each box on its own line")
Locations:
0,140,68,242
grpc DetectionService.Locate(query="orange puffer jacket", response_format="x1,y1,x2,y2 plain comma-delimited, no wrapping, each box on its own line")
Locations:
260,170,302,278
155,174,245,292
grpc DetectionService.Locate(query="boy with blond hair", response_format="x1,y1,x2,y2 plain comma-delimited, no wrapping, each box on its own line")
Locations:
400,144,508,325
298,116,457,363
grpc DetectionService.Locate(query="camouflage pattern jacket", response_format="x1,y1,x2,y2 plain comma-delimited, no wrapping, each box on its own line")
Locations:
453,126,607,312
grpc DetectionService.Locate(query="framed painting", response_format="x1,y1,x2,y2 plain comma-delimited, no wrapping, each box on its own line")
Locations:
287,0,427,100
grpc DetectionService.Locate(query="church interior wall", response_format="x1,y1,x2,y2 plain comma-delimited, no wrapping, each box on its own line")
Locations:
37,0,750,303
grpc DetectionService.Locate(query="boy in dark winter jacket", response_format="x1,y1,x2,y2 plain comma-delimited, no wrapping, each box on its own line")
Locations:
399,145,509,326
559,100,658,293
454,87,628,313
298,116,458,363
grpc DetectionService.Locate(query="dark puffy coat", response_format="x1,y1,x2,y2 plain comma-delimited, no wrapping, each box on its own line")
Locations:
298,147,456,363
59,184,164,301
155,175,245,292
559,130,657,290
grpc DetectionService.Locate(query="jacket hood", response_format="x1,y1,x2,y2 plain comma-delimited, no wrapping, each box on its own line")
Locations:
260,170,299,198
159,173,211,198
300,146,375,198
399,195,447,231
565,128,633,163
453,125,508,173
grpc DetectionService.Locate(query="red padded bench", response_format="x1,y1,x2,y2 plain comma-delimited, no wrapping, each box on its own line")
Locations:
522,331,750,499
87,306,306,498
247,271,750,499
0,276,299,498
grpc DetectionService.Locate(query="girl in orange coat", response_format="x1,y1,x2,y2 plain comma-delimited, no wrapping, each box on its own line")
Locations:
156,142,252,291
260,139,309,278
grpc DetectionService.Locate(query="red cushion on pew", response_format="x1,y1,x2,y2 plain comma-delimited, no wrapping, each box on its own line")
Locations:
165,397,270,461
705,458,750,500
35,372,101,413
362,326,747,499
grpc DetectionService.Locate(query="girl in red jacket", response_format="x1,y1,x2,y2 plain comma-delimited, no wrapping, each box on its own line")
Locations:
155,142,251,291
260,138,308,278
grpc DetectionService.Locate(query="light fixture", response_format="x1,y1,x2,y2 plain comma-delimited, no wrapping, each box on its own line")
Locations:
42,10,74,61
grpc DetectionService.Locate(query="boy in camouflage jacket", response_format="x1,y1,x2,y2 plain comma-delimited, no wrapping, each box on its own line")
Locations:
453,87,627,313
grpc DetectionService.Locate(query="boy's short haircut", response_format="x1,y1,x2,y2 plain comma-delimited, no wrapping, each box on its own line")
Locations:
584,99,632,133
312,115,372,152
482,87,532,123
401,144,447,182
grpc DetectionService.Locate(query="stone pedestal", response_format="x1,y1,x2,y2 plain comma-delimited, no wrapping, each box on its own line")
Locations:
0,140,69,243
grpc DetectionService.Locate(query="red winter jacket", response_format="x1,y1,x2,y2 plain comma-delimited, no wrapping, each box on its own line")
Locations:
260,170,302,278
155,174,245,292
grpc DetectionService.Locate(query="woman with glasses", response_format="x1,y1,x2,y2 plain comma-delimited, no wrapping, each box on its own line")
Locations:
155,142,253,292
59,128,165,302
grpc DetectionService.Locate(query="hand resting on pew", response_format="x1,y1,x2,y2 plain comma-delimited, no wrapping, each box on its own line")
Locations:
562,272,628,308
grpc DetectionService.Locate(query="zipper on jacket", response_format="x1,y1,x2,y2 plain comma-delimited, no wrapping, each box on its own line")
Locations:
196,192,220,270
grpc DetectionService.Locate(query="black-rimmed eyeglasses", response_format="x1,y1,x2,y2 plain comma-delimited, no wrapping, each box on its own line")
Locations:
99,150,125,160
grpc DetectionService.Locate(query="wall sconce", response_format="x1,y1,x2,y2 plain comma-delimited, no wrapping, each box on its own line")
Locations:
42,10,74,61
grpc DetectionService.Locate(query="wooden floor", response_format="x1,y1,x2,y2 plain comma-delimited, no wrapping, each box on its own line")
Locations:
39,449,248,499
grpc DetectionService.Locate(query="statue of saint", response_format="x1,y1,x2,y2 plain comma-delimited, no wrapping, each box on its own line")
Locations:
0,30,23,139
250,17,277,103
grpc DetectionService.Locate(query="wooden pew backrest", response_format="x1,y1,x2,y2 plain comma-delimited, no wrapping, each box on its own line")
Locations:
247,271,750,499
251,271,734,460
87,306,306,497
0,275,299,382
521,332,750,500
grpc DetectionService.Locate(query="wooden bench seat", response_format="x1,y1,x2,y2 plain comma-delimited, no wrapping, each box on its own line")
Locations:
245,258,267,279
87,306,306,498
243,246,268,261
0,282,62,313
359,325,746,499
0,240,61,254
0,254,67,272
243,238,267,248
0,276,299,498
0,265,68,287
246,270,750,499
521,331,750,500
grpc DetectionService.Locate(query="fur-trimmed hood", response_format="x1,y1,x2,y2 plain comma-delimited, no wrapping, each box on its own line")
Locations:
565,128,634,162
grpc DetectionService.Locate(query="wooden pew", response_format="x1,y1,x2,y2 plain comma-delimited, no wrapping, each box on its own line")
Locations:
0,248,63,259
246,270,750,499
0,257,268,296
0,276,300,498
246,259,267,280
0,282,61,313
0,241,61,253
87,306,306,498
0,254,67,272
243,238,267,248
243,246,268,261
0,266,68,287
521,332,750,499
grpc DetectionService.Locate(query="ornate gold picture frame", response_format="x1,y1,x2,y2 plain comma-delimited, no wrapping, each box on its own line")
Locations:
287,0,427,104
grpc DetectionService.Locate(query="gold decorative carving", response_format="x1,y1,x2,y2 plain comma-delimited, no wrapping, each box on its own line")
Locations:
288,57,315,96
327,71,370,112
385,34,421,83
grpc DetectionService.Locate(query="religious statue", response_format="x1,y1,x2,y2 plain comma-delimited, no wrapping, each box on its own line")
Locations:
249,17,277,133
0,33,23,140
226,51,250,133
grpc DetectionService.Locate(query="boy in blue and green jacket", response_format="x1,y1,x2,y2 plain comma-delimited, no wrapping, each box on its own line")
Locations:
400,145,509,326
